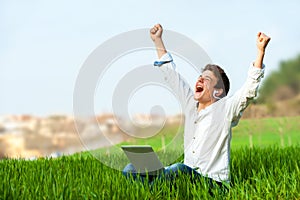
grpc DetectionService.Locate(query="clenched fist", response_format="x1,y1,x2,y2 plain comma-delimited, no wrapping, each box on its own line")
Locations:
150,24,163,42
257,32,271,52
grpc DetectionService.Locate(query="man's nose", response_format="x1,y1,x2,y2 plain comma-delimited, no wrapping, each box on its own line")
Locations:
198,77,204,83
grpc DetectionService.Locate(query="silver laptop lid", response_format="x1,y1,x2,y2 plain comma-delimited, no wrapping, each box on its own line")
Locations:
121,145,164,175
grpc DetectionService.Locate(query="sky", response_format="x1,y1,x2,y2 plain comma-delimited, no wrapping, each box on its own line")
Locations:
1,1,300,117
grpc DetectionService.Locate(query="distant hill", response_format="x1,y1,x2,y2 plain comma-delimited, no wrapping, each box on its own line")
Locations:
257,54,300,103
243,94,300,118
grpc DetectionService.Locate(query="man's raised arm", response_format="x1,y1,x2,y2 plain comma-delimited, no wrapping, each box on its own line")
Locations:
229,32,271,125
150,24,167,59
150,24,194,109
254,32,271,69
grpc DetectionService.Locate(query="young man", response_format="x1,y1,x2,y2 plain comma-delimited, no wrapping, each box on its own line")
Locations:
123,24,270,188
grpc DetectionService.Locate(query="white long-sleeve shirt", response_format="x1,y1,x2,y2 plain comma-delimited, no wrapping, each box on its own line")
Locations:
156,53,265,182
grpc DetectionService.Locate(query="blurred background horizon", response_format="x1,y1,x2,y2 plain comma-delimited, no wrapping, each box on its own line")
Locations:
1,1,299,159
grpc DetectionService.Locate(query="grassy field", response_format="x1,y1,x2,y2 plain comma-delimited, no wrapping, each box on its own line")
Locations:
1,147,300,199
231,116,300,148
1,116,300,199
119,116,300,150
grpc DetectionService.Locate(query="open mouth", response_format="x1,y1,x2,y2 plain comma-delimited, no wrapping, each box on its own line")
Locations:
196,85,204,93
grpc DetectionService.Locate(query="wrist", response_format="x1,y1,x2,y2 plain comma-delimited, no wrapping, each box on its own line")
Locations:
153,37,163,44
257,49,265,55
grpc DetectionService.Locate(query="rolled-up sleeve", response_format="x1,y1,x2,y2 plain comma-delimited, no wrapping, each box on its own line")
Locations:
228,63,265,126
154,52,193,109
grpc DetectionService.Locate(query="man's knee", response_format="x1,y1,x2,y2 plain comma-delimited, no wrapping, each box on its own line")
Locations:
122,163,136,176
165,163,186,175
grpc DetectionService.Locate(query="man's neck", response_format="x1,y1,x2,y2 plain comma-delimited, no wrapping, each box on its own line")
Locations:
197,100,215,112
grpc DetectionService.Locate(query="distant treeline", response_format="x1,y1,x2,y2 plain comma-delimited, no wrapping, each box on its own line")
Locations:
257,54,300,103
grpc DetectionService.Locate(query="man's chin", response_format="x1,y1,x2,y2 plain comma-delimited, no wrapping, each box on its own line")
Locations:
194,94,201,101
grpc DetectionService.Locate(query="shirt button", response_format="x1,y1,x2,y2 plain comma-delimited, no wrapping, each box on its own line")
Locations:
194,121,197,124
192,151,195,153
193,137,195,139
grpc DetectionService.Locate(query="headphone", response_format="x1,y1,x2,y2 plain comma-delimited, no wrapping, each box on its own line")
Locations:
213,90,221,100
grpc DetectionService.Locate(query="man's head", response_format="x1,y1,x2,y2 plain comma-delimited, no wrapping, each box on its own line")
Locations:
194,64,230,104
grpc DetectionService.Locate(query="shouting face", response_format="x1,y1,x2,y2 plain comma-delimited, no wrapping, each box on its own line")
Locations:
194,70,219,104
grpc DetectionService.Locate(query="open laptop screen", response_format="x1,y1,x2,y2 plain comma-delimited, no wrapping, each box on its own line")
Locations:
121,145,164,175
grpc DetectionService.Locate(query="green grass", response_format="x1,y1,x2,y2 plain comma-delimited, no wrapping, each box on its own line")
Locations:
115,116,300,151
1,146,300,199
231,116,300,148
1,116,300,199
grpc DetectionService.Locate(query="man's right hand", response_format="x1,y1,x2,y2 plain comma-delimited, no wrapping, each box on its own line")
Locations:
150,24,163,42
150,24,167,59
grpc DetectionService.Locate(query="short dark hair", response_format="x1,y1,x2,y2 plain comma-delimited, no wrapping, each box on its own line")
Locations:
202,64,230,98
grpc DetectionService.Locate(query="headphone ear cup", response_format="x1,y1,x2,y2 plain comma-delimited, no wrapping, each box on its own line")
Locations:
213,90,221,100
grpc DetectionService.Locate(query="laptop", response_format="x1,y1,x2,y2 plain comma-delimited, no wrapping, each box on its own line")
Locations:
121,145,164,176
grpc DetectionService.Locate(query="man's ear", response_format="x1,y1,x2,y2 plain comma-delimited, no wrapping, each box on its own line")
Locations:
215,89,223,97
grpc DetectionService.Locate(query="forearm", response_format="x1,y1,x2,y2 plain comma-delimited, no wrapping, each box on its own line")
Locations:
253,50,265,69
153,38,167,59
254,32,270,69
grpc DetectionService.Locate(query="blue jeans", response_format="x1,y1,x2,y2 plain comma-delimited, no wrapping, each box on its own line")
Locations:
122,162,197,182
122,162,224,189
